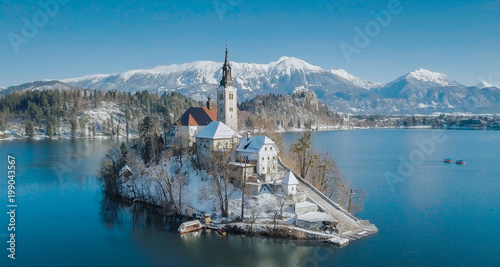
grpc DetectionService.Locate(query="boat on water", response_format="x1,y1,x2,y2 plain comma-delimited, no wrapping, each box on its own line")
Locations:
443,158,453,163
217,228,227,236
178,220,204,234
455,160,466,165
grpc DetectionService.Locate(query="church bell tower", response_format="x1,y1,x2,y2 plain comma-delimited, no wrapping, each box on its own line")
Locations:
217,46,238,131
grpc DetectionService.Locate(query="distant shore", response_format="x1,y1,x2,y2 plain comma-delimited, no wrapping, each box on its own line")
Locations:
3,125,500,142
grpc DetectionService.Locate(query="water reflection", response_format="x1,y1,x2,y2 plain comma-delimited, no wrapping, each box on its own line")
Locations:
99,194,323,266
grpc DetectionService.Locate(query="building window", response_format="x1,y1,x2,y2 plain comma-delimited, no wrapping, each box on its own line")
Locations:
270,147,273,150
267,157,270,160
265,147,267,151
262,157,264,161
229,93,234,100
220,108,223,112
219,93,223,100
229,107,233,112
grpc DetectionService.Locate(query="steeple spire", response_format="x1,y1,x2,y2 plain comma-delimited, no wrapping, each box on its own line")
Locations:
220,46,234,88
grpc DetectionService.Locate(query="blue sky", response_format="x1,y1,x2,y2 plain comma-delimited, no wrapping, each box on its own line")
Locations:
1,0,499,87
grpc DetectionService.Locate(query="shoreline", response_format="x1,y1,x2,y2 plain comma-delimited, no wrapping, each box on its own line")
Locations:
114,194,369,246
3,125,499,142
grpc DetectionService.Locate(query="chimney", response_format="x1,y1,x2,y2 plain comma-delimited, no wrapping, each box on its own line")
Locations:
206,95,211,110
247,131,251,141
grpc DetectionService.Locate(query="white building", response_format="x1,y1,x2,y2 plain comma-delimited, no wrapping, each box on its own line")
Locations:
233,135,280,182
217,46,238,132
195,121,242,166
168,104,217,144
281,171,299,195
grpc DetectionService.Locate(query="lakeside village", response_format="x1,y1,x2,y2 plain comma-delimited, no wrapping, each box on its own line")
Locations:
100,48,377,247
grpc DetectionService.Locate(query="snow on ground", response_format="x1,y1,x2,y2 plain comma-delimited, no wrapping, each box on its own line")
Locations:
226,191,295,224
0,101,135,140
118,154,299,225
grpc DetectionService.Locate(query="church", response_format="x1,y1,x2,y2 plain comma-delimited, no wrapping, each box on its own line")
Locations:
167,46,239,145
193,47,241,165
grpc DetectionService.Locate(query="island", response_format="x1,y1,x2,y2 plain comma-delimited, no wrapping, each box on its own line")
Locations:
98,48,377,246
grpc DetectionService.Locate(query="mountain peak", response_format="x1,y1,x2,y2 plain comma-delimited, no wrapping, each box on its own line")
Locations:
269,56,323,72
477,81,497,89
331,69,382,89
404,68,459,87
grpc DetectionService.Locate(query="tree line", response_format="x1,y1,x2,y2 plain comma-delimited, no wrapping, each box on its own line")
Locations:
0,89,199,139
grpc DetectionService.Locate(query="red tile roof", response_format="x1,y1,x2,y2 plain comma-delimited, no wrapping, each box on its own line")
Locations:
178,107,217,126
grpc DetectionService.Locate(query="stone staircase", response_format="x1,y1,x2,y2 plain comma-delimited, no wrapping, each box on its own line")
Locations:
278,158,378,236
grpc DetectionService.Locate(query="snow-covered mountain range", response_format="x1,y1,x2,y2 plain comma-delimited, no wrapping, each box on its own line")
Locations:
60,56,381,101
3,57,500,114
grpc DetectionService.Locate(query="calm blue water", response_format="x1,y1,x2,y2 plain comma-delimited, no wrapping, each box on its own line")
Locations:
0,130,499,266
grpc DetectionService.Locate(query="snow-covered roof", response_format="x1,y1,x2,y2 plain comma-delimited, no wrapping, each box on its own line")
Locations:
119,165,133,176
229,161,256,167
297,212,337,223
235,135,278,153
282,171,299,185
295,201,317,209
195,121,242,139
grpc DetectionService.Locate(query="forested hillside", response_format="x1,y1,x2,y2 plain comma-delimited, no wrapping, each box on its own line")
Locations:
239,89,344,131
0,89,199,139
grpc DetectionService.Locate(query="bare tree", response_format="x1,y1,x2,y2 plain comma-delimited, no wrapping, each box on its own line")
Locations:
239,157,248,222
170,124,191,167
275,194,287,220
249,205,259,231
207,149,238,217
290,131,318,178
289,132,366,213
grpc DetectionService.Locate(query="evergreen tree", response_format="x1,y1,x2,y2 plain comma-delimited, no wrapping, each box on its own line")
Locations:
138,116,155,164
70,120,77,139
25,121,35,139
119,142,128,168
47,122,54,139
245,117,254,129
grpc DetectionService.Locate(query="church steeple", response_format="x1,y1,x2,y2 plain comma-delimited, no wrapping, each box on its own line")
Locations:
217,46,238,131
220,46,234,88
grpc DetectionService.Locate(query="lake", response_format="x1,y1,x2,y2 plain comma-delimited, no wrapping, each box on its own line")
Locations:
1,129,499,266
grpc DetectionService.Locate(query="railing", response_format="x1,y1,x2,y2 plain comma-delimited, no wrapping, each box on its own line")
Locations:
277,157,360,223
